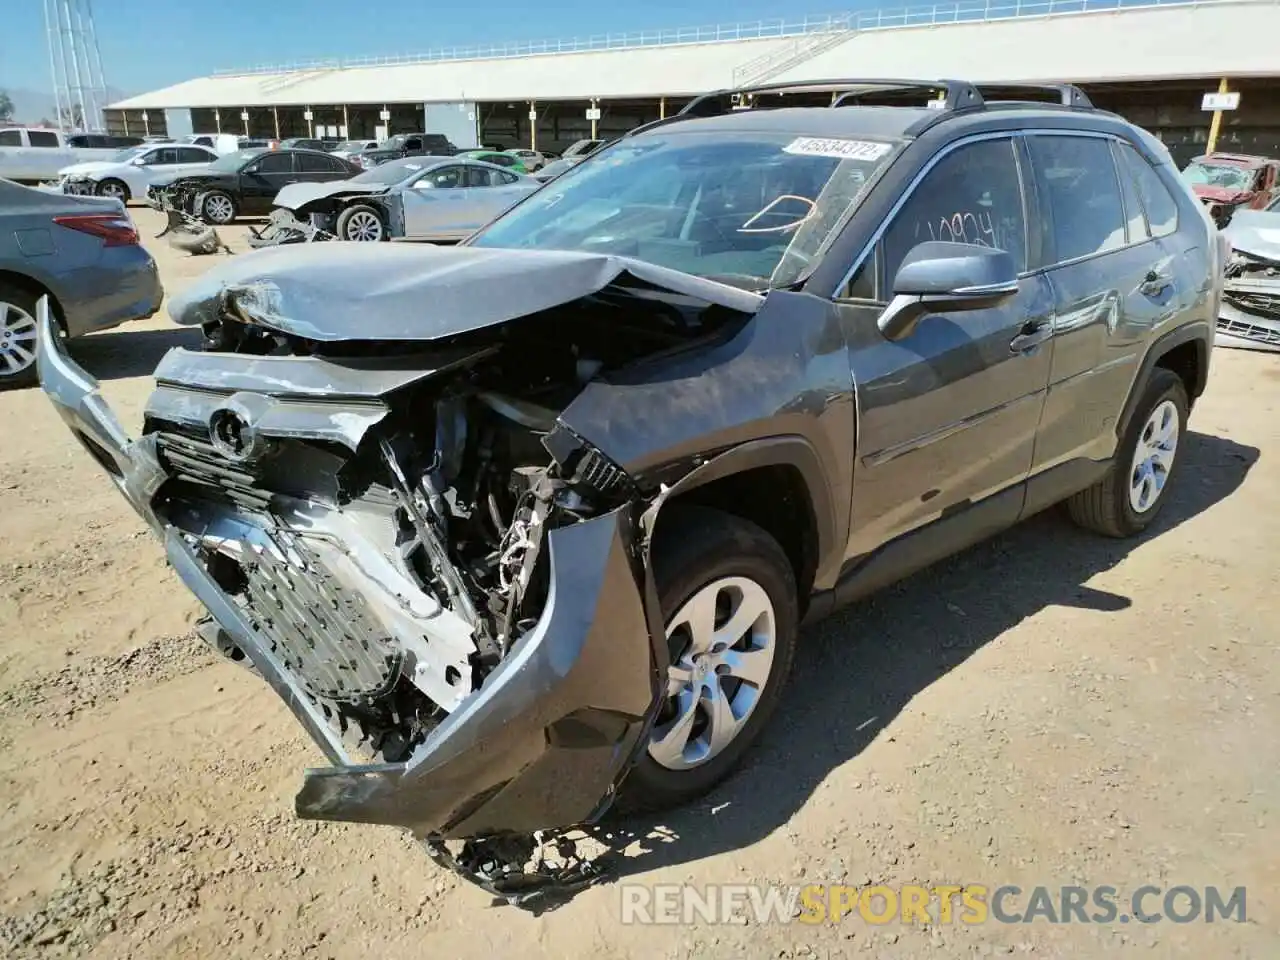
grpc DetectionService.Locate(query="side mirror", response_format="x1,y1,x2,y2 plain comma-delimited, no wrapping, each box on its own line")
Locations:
878,241,1020,341
131,156,149,166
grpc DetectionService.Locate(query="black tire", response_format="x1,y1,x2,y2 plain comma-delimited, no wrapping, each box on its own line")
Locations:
1066,368,1189,538
95,178,130,203
199,190,237,225
617,506,798,814
336,204,387,242
0,282,42,391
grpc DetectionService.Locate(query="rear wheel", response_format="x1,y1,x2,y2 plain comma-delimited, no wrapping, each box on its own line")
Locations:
0,284,41,391
95,178,130,203
1066,368,1188,537
618,506,798,813
336,204,386,242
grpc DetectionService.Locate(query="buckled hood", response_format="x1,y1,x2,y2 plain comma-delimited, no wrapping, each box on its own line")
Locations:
165,242,764,342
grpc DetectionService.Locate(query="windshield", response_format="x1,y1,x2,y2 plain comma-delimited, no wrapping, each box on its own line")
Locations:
350,158,429,184
470,132,899,289
1181,161,1257,192
209,149,263,172
334,140,368,151
110,145,150,162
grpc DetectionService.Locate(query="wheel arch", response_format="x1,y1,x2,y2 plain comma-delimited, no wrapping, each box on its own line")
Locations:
0,270,67,332
651,436,835,617
1117,320,1210,442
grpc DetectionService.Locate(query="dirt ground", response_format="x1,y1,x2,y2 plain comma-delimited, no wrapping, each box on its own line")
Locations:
0,207,1276,959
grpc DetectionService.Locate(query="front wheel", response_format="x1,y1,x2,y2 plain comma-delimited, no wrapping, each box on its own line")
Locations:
1067,368,1189,537
200,190,237,225
618,506,798,814
95,178,130,203
336,204,386,242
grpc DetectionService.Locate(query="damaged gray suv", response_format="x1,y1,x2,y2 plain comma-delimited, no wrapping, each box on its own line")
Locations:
36,79,1221,903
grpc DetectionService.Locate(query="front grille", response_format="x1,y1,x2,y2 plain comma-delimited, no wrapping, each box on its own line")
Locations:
1217,315,1280,346
241,529,403,704
155,429,272,512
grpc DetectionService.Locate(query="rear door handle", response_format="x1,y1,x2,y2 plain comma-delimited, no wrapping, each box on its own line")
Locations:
1009,320,1053,354
1140,269,1173,297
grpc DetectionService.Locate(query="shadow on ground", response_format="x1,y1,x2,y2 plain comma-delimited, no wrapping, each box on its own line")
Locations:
67,325,203,382
512,430,1258,912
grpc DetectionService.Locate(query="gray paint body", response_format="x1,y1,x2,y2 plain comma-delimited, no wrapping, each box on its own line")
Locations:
35,96,1217,848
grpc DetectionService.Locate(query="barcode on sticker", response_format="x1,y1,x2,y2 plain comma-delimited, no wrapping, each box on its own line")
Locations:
783,137,893,161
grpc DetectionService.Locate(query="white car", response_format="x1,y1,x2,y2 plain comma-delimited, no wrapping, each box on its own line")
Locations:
55,143,219,203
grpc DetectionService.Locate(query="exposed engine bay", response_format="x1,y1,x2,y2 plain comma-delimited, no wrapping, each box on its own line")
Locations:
175,282,719,762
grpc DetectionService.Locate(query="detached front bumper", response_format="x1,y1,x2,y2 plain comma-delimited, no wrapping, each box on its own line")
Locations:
35,300,666,841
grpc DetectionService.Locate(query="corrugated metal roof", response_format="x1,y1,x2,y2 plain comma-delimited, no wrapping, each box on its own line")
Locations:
774,3,1280,85
108,37,798,109
110,0,1276,111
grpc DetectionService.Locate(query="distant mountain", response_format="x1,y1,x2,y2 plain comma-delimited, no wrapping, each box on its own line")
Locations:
2,85,133,125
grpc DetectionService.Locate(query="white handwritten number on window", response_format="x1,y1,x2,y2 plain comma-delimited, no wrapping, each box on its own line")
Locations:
918,209,998,247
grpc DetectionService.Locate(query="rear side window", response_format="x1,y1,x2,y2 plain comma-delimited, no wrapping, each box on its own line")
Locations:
0,130,21,146
28,131,60,147
177,147,212,163
1027,135,1125,264
882,137,1028,282
255,153,294,173
295,152,335,172
1118,142,1179,238
1112,142,1149,244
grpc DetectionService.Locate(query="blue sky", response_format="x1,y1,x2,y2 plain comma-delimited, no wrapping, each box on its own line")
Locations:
1,1,868,96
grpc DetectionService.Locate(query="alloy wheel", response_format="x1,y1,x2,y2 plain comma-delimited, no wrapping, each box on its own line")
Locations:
204,194,235,224
0,300,38,380
99,181,127,201
1129,398,1179,514
647,575,778,771
344,210,383,241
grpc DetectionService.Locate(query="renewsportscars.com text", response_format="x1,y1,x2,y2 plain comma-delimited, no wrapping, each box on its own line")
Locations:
619,883,1247,926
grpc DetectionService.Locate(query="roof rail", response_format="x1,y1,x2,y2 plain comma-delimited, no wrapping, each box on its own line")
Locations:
679,78,982,117
675,77,1095,121
970,82,1093,108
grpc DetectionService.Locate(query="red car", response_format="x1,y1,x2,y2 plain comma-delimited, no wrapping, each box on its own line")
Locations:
1181,152,1280,227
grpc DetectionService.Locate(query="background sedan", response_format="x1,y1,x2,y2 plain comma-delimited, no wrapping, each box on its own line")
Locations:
272,156,540,242
0,179,163,389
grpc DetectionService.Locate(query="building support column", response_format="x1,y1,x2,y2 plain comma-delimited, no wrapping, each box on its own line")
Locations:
342,104,349,138
121,113,129,135
214,107,221,133
1206,76,1231,154
242,109,249,137
142,111,150,135
529,100,537,151
659,96,666,120
590,98,599,140
272,107,280,140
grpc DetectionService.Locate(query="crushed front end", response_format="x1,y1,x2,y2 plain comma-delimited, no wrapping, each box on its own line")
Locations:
1220,247,1280,352
34,294,676,901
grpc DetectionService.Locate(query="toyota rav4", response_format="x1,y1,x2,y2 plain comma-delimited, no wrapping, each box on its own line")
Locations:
35,79,1221,903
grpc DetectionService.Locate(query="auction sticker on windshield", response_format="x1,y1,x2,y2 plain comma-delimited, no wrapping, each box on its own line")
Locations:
783,137,893,161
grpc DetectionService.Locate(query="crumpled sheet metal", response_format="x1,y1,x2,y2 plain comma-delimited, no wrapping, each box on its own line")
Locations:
165,243,763,343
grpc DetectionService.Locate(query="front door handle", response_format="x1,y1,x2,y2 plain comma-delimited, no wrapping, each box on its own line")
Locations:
1140,269,1173,297
1009,320,1053,354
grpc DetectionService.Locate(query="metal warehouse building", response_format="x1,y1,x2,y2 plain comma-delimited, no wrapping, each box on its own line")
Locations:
105,0,1280,165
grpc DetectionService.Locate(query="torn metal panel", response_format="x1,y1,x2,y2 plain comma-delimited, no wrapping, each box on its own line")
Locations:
165,243,763,342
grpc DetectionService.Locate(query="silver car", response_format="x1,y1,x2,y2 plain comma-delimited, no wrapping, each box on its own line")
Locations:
272,156,540,242
0,179,163,389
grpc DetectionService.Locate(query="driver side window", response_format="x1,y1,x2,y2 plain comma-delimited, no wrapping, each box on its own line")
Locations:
881,138,1027,290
